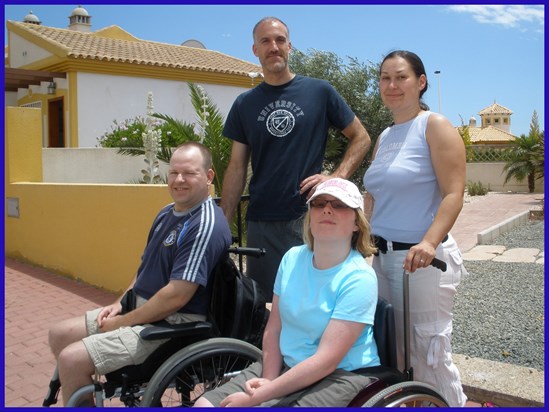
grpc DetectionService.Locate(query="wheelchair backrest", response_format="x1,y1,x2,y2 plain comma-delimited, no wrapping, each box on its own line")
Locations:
208,253,269,348
373,297,398,369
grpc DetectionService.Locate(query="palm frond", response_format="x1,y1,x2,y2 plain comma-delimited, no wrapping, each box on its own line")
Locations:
118,147,145,157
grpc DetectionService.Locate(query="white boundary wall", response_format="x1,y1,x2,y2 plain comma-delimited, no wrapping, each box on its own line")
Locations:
43,148,170,183
466,162,544,193
42,149,545,193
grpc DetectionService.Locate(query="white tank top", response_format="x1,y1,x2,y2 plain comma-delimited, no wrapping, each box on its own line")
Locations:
363,111,441,243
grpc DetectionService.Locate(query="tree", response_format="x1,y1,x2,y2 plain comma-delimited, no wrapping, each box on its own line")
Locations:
153,83,230,192
106,83,230,191
289,48,392,186
528,111,545,181
457,115,474,162
502,110,544,192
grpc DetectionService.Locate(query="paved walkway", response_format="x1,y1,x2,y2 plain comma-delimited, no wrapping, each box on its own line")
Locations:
453,192,542,253
3,192,543,407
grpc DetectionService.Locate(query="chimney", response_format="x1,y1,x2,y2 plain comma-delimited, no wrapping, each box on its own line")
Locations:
68,5,92,32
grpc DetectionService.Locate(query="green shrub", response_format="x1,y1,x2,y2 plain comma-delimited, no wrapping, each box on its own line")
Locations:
466,181,490,196
97,116,184,149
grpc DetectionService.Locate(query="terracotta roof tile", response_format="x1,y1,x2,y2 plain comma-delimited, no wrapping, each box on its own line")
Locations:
466,126,517,143
10,21,261,76
478,103,513,115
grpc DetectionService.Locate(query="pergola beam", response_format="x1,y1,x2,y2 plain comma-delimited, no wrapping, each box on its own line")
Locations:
4,68,66,92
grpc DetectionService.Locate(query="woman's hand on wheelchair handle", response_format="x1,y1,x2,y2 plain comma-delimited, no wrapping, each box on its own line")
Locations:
404,241,436,273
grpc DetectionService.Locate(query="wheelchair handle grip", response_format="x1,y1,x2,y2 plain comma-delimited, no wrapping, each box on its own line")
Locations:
228,247,266,258
430,257,447,272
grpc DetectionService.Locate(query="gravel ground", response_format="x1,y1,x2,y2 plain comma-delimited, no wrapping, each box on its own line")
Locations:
452,219,545,371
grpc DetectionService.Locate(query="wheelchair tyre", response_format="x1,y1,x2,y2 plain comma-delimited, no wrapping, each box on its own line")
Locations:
362,381,449,407
140,337,262,407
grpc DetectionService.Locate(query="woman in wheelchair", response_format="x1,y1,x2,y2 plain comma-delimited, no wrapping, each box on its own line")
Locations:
195,178,380,407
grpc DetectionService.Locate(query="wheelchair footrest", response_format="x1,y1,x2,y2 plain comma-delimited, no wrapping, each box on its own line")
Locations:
42,378,61,407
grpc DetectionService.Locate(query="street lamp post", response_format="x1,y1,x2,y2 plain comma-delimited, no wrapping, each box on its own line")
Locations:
434,70,441,113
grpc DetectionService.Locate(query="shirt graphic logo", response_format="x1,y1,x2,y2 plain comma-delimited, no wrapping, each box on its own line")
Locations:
266,109,295,137
163,230,177,246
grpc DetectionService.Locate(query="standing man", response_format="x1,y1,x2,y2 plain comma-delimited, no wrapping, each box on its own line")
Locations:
48,142,232,406
220,17,371,301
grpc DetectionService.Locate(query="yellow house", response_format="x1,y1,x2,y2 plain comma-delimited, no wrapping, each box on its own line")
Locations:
459,102,517,145
5,6,262,148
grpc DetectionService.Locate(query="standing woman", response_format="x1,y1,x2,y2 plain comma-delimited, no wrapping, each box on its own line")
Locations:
194,178,379,407
363,50,467,406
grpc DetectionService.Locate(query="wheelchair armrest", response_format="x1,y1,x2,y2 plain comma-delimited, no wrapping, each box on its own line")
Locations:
352,365,407,386
140,321,214,341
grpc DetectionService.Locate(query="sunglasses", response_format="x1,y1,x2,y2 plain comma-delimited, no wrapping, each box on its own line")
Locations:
309,198,351,210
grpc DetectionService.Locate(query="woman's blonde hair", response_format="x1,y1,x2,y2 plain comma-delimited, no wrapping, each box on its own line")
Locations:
302,208,377,258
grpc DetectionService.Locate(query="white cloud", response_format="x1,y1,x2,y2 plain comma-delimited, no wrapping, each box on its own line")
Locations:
448,5,544,29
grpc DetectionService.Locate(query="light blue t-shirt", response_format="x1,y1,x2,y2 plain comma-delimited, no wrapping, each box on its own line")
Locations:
273,245,380,371
363,111,441,243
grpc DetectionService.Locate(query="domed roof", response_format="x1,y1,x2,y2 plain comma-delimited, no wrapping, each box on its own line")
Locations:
23,11,41,24
71,5,89,17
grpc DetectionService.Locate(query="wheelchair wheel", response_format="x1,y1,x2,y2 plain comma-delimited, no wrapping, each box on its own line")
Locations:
141,337,262,407
362,381,449,407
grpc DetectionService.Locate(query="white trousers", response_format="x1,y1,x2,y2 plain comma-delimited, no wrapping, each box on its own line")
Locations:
372,234,468,407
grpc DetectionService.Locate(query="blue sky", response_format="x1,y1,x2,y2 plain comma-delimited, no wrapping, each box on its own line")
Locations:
4,3,545,136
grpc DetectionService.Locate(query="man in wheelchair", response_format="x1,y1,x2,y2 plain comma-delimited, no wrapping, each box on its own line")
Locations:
47,142,232,406
195,178,380,407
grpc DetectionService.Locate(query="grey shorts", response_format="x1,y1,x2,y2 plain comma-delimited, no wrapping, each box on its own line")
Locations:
200,361,372,407
82,298,206,375
246,218,304,302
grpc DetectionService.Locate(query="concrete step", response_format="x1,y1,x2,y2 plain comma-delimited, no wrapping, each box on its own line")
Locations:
454,353,544,407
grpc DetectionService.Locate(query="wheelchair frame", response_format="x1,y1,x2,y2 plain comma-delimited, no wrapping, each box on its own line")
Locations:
43,245,266,407
134,259,452,408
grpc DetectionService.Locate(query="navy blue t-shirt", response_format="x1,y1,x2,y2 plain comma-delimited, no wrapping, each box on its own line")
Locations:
223,75,355,221
133,198,232,315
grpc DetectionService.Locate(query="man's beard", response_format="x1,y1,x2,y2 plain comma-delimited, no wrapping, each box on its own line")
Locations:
265,59,287,74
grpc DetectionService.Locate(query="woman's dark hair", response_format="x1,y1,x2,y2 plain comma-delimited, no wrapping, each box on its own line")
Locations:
380,50,430,111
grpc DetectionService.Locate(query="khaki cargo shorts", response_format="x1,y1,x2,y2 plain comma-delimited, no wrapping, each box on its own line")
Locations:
82,298,205,376
201,361,373,407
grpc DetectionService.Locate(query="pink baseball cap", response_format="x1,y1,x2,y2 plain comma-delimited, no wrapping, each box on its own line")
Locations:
307,178,364,212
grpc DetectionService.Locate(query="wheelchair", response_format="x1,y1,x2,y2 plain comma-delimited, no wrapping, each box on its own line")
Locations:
43,241,450,407
137,258,451,407
43,246,267,407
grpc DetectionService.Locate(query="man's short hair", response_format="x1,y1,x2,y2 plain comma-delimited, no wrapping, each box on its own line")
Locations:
173,142,213,171
252,16,290,41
